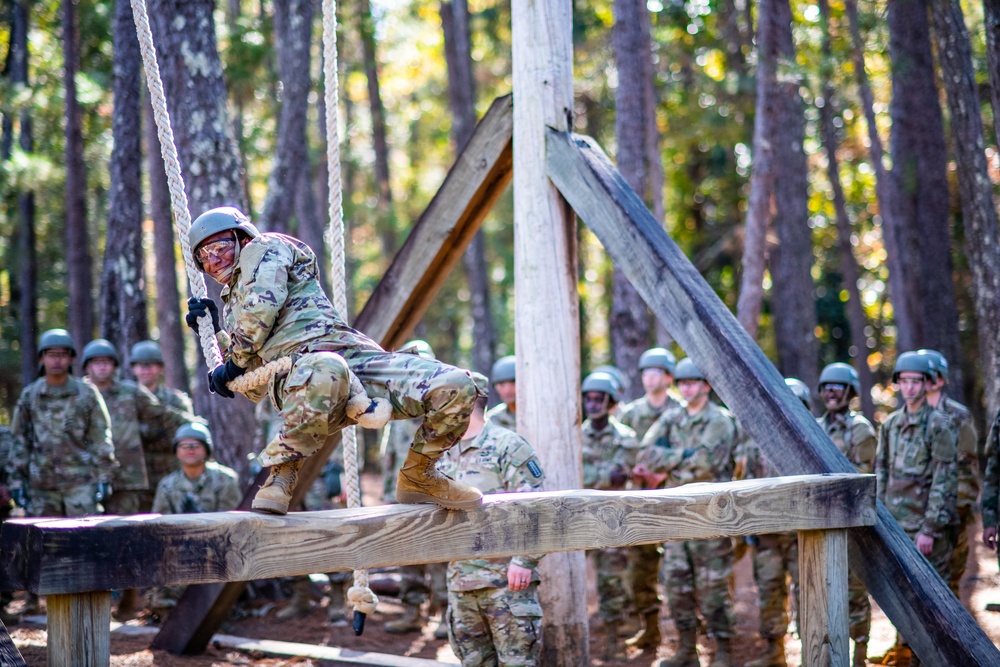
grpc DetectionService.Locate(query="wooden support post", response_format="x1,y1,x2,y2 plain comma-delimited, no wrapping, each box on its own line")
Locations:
46,591,111,667
0,620,27,667
799,529,849,667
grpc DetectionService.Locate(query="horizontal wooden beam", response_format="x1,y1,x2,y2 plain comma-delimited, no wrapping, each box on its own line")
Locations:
544,128,1000,667
1,474,872,595
210,634,455,666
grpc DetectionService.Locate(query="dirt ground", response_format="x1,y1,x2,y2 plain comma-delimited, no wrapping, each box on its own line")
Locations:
7,474,1000,666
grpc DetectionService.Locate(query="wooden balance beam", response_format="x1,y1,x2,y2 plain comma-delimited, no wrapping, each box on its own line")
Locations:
1,474,872,667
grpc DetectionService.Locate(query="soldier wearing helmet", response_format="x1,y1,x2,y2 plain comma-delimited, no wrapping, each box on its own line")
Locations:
485,355,517,430
634,357,738,667
982,409,1000,561
129,340,196,490
184,206,485,515
579,370,639,660
915,349,979,598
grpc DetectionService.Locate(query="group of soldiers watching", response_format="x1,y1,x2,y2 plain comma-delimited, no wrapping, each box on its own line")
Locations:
2,324,998,667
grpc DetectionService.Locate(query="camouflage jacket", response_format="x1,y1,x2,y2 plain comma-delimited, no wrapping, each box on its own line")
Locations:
582,418,639,490
7,376,116,490
152,461,242,514
485,403,516,431
818,410,877,474
618,394,680,441
380,417,422,501
0,425,12,487
91,378,196,491
937,395,979,514
438,421,545,591
638,402,737,487
876,401,957,538
143,383,195,487
982,410,1000,528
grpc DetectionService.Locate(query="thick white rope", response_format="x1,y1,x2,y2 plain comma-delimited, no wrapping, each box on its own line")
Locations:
322,0,377,616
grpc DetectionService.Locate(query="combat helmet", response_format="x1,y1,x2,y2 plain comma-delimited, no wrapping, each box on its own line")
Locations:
638,347,677,374
491,355,516,384
37,328,76,357
189,206,260,271
82,339,120,367
173,422,213,456
400,339,435,360
916,349,948,382
582,371,622,404
784,378,811,410
673,358,706,382
818,362,861,396
593,365,628,395
892,351,935,383
130,340,165,365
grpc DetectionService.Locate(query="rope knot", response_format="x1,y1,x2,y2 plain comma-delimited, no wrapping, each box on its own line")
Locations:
347,585,379,615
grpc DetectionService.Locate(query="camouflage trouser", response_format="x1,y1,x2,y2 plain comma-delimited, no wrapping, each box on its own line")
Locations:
752,533,800,639
591,548,629,623
104,489,150,515
29,485,99,517
399,563,448,610
949,506,974,596
261,350,482,466
628,543,662,615
448,585,543,667
661,538,735,638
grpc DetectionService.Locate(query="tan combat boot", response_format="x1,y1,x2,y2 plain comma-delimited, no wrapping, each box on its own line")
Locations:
745,637,786,667
626,610,662,650
853,639,867,667
277,577,314,621
326,579,347,624
252,459,304,515
708,638,732,667
658,628,699,667
112,588,141,622
396,449,483,510
385,602,424,634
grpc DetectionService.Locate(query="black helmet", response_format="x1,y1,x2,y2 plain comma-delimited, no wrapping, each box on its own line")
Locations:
37,328,76,357
818,362,861,396
173,422,213,456
892,351,935,382
400,339,435,360
638,347,676,374
673,358,706,382
130,340,164,365
916,349,948,382
582,371,622,403
189,206,260,271
491,355,516,384
784,378,811,409
82,339,120,367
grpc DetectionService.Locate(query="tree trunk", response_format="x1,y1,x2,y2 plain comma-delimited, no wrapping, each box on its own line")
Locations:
148,0,257,479
260,0,314,234
930,0,1000,418
611,0,657,399
146,95,189,393
64,0,94,364
818,0,876,419
101,0,148,359
442,0,497,375
887,0,965,395
736,0,778,338
768,0,819,394
985,0,1000,145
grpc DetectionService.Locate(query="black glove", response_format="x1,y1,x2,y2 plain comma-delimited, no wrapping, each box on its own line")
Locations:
609,465,629,488
95,482,112,503
208,359,247,399
323,462,344,498
186,297,221,333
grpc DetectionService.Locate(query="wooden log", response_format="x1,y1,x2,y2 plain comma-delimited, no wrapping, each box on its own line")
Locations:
45,591,111,667
210,633,456,666
0,620,27,667
0,475,873,594
799,529,849,667
544,128,1000,666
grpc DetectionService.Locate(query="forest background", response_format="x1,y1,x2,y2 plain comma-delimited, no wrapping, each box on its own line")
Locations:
2,0,1000,480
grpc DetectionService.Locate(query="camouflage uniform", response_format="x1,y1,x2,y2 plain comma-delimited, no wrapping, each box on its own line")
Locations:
214,233,482,467
485,402,516,431
142,384,195,489
638,402,737,640
0,425,13,613
438,420,545,666
92,378,195,515
876,401,958,581
937,396,978,596
381,417,448,611
582,417,640,624
982,410,1000,549
7,376,116,517
618,394,680,617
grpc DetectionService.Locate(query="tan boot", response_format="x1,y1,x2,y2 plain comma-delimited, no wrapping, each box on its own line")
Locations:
659,628,699,667
396,449,483,510
252,459,304,515
854,640,867,667
112,588,141,622
626,610,662,650
326,580,347,624
385,602,424,634
745,637,786,667
277,578,314,621
708,638,732,667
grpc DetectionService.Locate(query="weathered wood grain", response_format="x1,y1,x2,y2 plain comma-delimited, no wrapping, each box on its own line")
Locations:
799,529,849,667
544,128,1000,666
46,591,111,667
0,475,872,595
0,620,27,667
211,634,456,666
